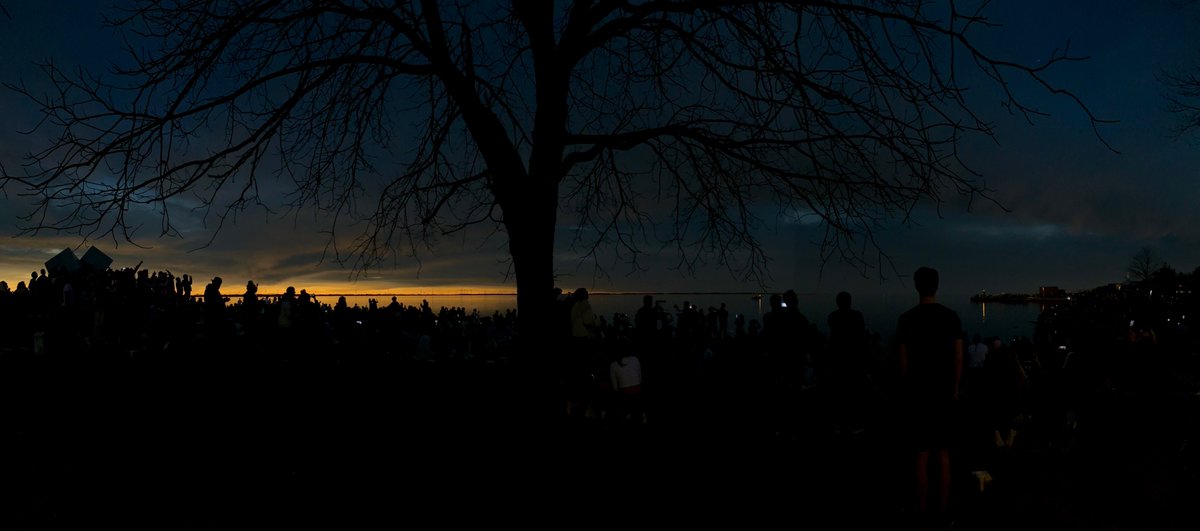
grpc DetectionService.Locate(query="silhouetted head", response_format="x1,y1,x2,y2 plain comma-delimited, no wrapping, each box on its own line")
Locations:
285,286,296,296
574,287,589,301
914,267,939,298
836,291,852,310
770,293,782,311
783,290,799,309
643,294,653,307
211,276,222,287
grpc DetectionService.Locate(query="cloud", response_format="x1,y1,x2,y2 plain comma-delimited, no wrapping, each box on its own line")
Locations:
954,221,1068,241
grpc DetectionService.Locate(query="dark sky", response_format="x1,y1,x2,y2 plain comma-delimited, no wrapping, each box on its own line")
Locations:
2,1,1199,297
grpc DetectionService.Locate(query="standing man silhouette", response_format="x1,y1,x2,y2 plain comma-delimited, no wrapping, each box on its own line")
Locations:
203,276,226,333
828,291,868,432
896,267,963,528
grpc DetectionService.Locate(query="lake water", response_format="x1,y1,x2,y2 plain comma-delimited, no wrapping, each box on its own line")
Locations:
325,292,1044,342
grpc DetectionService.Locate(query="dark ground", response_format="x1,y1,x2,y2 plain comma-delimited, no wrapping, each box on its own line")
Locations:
8,354,1200,529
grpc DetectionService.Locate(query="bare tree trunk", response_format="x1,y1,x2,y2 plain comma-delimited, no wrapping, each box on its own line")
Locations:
502,178,560,421
504,180,558,345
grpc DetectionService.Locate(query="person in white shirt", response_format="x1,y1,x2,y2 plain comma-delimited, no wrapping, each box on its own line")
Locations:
967,334,988,370
609,351,645,424
963,333,990,401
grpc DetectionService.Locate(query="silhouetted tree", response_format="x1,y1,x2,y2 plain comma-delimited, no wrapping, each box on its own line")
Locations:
1165,0,1200,136
1166,69,1200,136
3,1,1106,331
1129,246,1163,283
1152,264,1178,286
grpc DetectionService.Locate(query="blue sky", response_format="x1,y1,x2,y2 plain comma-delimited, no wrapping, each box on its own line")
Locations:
2,1,1200,297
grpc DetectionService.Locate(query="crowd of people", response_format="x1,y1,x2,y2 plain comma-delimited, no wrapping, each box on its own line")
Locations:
538,269,1200,529
0,264,520,365
1,261,1181,444
7,261,1200,529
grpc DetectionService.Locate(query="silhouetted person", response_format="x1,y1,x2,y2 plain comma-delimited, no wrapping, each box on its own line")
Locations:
759,291,809,432
828,291,868,432
566,288,598,417
243,280,259,308
983,336,1023,451
273,286,298,360
570,288,597,340
762,293,784,347
896,267,963,527
0,281,10,349
28,271,43,307
278,286,296,329
828,291,866,354
717,302,729,339
204,276,226,337
677,300,702,339
780,289,812,385
635,294,658,342
964,333,988,397
609,346,646,425
204,276,224,305
296,289,319,337
241,280,261,335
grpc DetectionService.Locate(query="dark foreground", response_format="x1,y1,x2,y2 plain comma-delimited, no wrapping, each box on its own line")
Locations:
8,354,1200,530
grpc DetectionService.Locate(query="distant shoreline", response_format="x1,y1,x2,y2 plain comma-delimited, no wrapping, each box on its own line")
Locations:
969,293,1069,304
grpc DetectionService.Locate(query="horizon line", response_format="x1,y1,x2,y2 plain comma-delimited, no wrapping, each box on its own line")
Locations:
221,291,770,297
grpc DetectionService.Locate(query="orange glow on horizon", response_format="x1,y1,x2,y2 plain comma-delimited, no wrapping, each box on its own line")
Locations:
3,259,677,297
0,263,519,297
235,284,656,297
241,283,519,296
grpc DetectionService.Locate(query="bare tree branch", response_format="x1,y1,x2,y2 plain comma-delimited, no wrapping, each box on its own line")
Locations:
2,0,1110,323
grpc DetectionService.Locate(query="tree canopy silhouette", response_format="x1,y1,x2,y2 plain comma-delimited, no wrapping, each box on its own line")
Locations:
1129,246,1163,284
3,1,1107,327
1164,0,1200,137
1165,59,1200,137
